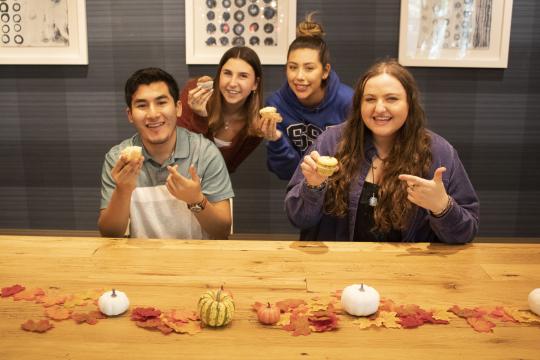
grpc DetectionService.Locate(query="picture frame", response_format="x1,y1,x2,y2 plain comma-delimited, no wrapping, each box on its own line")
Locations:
398,0,513,68
0,0,88,65
185,0,296,65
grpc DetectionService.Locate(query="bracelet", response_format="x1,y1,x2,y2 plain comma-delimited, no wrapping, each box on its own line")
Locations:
305,180,327,191
431,196,453,218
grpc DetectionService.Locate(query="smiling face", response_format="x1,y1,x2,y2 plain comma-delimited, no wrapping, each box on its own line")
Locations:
218,57,258,109
361,73,409,143
126,81,181,152
286,48,330,107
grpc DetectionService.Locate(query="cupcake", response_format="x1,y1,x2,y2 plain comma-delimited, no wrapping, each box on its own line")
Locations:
121,146,142,162
316,156,338,176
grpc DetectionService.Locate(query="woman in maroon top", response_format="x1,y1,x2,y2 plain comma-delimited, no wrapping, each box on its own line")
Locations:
177,46,278,173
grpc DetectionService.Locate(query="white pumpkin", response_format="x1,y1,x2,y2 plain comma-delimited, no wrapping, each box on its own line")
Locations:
528,288,540,316
98,289,130,316
341,284,380,316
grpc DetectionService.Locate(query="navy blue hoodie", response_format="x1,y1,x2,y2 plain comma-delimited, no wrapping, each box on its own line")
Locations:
265,70,353,180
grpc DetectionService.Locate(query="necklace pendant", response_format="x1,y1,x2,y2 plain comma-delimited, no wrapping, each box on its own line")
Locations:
369,194,378,207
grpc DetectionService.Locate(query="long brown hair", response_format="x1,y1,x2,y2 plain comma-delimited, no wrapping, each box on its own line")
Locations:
207,46,263,136
325,59,432,232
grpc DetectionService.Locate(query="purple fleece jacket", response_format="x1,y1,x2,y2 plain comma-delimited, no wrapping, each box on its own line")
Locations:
285,123,479,243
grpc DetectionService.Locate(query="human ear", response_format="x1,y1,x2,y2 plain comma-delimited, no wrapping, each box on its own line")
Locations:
126,107,134,123
176,100,182,117
322,63,331,80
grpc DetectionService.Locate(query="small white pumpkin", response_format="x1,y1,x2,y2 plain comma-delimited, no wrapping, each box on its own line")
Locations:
98,289,130,316
341,283,380,316
528,288,540,316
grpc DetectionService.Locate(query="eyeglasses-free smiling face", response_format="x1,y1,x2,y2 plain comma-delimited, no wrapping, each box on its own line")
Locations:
127,81,181,151
219,57,258,108
286,48,330,107
361,73,409,142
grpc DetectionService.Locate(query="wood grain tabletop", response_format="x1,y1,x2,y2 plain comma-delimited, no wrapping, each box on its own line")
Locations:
0,235,539,359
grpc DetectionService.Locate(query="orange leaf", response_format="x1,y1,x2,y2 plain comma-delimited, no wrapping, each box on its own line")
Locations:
13,288,45,301
21,319,54,333
45,305,72,321
467,317,496,333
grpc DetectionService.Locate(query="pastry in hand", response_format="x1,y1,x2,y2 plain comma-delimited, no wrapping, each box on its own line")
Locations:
259,106,282,123
121,146,142,162
196,75,214,90
316,156,338,176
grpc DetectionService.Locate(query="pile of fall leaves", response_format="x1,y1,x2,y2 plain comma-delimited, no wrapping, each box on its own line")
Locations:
2,284,539,336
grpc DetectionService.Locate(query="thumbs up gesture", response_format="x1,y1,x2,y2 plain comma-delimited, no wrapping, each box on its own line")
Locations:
398,167,450,214
166,164,204,204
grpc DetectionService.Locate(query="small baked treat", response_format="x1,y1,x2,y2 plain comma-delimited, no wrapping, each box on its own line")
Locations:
121,146,142,161
196,75,214,90
259,106,283,123
316,156,338,176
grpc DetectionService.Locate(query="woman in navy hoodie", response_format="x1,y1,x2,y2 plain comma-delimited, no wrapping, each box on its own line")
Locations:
261,13,354,181
285,59,479,243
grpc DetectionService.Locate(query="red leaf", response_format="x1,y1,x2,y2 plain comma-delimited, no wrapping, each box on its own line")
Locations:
131,307,162,321
1,284,25,297
21,319,54,333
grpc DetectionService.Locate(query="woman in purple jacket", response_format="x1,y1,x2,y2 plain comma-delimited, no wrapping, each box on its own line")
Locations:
285,59,479,243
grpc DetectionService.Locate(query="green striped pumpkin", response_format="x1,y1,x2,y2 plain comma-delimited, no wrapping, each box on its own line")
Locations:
198,287,235,327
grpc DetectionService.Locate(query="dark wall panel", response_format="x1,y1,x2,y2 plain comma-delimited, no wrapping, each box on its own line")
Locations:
0,0,539,237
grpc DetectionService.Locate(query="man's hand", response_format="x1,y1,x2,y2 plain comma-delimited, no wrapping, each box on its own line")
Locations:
166,164,204,204
111,155,143,193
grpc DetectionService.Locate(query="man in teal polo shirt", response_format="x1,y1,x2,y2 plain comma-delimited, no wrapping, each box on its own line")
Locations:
98,68,233,239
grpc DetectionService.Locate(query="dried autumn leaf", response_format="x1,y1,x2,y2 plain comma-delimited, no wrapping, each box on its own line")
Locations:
275,299,306,313
467,317,496,333
377,311,401,329
448,305,484,319
251,301,265,312
131,307,162,321
71,310,106,325
352,317,377,329
45,305,72,321
503,308,540,324
63,295,88,308
283,312,311,336
308,310,339,332
13,288,45,301
21,319,54,333
36,294,67,307
276,312,291,327
1,284,25,297
488,306,517,323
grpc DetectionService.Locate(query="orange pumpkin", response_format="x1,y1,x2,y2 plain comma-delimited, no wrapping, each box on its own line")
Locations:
257,302,280,325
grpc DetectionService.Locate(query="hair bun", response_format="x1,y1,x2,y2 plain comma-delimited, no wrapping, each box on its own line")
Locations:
296,12,325,38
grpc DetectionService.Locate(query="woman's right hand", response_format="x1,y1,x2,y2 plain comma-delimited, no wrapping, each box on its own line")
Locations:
187,86,213,117
300,151,329,187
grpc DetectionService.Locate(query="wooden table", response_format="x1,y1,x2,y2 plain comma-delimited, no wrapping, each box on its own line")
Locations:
1,235,539,359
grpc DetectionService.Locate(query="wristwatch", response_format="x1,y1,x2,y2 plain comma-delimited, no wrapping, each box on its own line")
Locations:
187,195,208,213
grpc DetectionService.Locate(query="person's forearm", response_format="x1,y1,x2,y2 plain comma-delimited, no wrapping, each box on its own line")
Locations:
194,201,231,239
98,188,133,237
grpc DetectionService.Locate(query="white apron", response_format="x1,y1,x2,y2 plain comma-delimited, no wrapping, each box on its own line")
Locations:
129,185,208,239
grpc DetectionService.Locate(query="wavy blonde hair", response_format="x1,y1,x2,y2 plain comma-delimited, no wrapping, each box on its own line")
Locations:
207,46,263,136
325,59,432,233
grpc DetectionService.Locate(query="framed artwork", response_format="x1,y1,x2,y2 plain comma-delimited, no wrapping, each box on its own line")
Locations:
0,0,88,65
185,0,297,64
398,0,513,68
